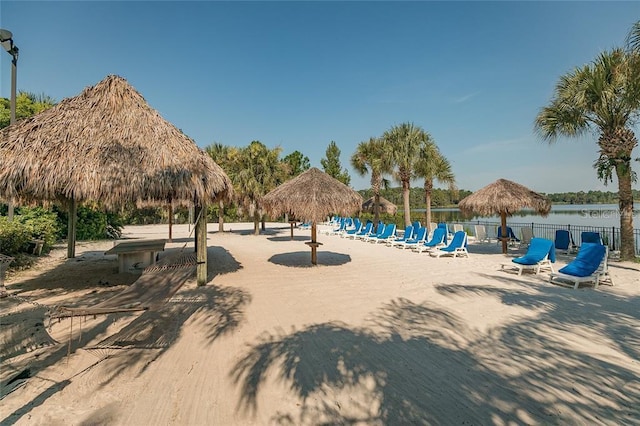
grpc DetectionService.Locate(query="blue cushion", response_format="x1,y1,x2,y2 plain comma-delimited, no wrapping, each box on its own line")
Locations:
558,243,605,277
512,238,555,265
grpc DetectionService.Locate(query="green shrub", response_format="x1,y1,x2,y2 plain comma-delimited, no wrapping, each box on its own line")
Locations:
55,204,123,240
15,207,62,252
0,218,32,255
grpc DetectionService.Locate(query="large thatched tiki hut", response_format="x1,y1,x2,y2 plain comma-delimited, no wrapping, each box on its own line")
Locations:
262,167,362,265
0,75,232,285
458,178,551,254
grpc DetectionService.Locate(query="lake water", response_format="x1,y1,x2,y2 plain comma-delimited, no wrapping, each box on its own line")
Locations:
415,203,640,229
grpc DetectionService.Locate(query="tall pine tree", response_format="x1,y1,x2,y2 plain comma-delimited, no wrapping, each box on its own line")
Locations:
320,141,351,186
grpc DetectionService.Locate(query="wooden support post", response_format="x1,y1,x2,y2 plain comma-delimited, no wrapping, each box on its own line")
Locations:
196,201,208,286
311,223,318,265
500,211,508,254
168,201,173,243
67,198,77,259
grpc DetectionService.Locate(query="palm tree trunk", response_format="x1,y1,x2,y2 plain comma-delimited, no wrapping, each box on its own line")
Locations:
402,179,411,227
424,180,433,232
616,162,636,260
253,211,260,235
374,193,380,224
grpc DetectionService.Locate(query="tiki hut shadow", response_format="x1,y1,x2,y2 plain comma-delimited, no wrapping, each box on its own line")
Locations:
229,227,286,236
268,251,351,267
231,296,640,423
7,250,139,296
266,236,310,242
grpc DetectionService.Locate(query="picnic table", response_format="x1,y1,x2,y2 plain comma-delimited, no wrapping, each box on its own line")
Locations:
105,239,166,274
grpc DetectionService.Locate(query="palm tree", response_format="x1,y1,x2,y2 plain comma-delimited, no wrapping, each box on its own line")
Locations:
234,141,284,235
535,48,640,260
351,137,394,224
414,139,456,232
383,122,429,226
626,20,640,53
205,143,238,232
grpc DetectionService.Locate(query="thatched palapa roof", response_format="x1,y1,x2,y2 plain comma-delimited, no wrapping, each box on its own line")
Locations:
0,75,231,208
458,178,551,217
262,168,362,223
362,196,397,215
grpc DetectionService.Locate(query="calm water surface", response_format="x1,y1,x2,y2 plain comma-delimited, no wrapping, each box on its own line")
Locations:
418,203,640,229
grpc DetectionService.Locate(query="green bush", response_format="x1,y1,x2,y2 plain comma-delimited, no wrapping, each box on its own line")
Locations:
0,218,32,255
57,205,123,240
15,207,62,252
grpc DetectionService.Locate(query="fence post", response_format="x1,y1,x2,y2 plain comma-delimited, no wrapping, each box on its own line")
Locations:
611,226,616,251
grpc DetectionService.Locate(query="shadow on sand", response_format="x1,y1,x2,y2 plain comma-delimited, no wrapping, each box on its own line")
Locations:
1,244,249,425
230,292,640,424
268,251,351,268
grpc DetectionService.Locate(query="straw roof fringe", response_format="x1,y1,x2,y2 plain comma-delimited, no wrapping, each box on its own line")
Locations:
262,168,362,223
458,178,551,217
0,75,232,208
362,196,397,215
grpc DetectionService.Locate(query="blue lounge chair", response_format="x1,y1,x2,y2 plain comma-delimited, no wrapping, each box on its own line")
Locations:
322,217,345,235
501,238,555,276
430,231,469,258
412,228,447,253
554,230,574,254
388,225,414,247
362,223,387,242
497,226,519,246
369,223,397,244
436,223,450,244
341,219,363,238
396,227,428,250
348,221,373,240
549,243,608,290
581,231,602,245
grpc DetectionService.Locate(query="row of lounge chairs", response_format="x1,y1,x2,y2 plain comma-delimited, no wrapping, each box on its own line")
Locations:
325,217,613,290
325,218,469,258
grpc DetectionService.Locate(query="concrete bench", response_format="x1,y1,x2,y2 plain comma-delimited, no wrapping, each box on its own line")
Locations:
105,239,166,274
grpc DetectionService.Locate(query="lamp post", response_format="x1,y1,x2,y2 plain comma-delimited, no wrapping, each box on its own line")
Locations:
0,29,19,221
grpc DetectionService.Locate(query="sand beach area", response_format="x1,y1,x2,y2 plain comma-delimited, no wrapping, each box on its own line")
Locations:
1,221,639,425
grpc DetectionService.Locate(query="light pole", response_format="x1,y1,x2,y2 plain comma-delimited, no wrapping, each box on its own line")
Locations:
0,29,19,221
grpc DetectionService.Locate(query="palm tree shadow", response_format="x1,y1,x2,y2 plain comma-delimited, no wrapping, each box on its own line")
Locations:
81,283,252,388
230,296,640,424
268,251,351,268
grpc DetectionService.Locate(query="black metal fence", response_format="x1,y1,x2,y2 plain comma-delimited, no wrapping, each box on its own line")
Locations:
453,220,640,255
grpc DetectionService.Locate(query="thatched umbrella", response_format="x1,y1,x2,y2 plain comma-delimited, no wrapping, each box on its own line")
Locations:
362,196,397,215
458,178,551,254
0,75,232,284
262,167,362,265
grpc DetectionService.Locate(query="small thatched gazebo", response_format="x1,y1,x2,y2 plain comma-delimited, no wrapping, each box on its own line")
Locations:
0,75,232,285
262,168,362,265
458,178,551,254
362,196,397,215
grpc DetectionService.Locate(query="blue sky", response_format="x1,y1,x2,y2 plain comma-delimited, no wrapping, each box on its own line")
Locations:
2,1,639,193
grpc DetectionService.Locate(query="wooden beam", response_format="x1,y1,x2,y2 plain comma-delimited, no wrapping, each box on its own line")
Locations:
168,201,173,243
196,201,208,286
67,198,77,259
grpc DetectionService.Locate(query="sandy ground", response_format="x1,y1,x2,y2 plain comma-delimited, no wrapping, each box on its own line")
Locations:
1,221,639,425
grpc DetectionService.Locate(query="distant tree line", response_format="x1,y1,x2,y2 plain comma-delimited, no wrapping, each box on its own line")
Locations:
357,187,638,209
541,190,640,205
